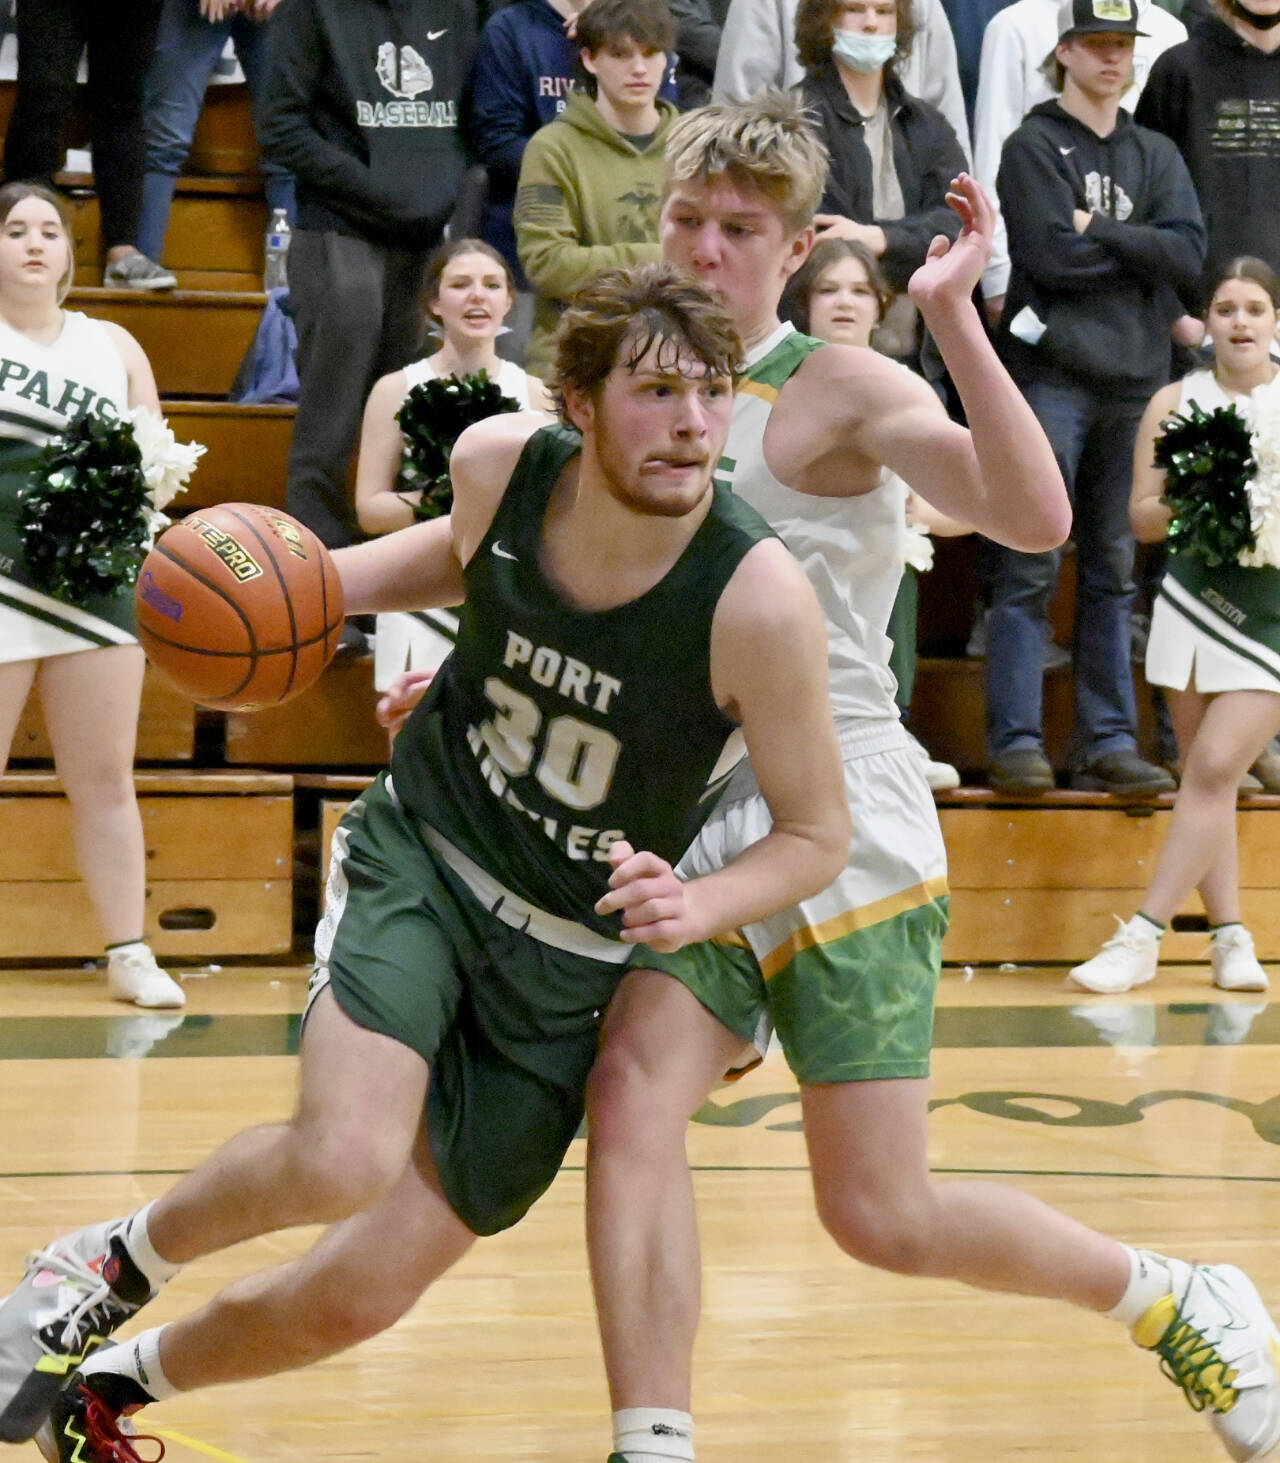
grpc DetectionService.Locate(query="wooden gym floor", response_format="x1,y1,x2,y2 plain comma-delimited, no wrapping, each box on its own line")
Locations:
1,958,1277,1463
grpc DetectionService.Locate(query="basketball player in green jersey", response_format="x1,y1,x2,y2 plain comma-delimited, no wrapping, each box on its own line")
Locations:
0,265,852,1460
584,97,1280,1463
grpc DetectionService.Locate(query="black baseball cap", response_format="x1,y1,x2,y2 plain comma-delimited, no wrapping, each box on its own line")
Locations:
1056,0,1148,37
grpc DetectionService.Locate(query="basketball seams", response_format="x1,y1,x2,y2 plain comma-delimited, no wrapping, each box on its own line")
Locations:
226,505,301,699
135,503,344,710
140,537,258,701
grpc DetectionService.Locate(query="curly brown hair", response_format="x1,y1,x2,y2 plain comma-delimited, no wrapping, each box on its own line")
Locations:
550,262,743,419
795,0,916,76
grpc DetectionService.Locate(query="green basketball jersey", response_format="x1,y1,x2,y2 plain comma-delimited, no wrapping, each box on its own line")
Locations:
391,423,776,938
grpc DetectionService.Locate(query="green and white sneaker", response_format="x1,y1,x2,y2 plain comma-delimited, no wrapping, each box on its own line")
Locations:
1134,1260,1280,1462
0,1222,149,1443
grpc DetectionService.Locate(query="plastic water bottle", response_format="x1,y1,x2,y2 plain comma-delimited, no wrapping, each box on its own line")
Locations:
263,208,291,292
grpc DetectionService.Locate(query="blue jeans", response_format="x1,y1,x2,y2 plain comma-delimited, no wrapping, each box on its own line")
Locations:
137,0,294,262
985,378,1145,767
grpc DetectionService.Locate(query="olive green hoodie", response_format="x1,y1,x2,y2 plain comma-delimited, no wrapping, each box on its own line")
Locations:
514,89,679,377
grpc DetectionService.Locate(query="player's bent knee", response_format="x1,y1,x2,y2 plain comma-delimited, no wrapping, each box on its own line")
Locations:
283,1129,407,1220
815,1192,935,1276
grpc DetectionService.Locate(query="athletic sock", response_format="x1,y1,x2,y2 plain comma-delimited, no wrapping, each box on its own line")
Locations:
1133,912,1166,937
121,1202,184,1291
1106,1247,1174,1328
79,1327,177,1404
613,1408,695,1463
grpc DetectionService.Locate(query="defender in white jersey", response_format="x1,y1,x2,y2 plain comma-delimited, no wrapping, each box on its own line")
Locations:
584,97,1280,1463
0,183,183,1010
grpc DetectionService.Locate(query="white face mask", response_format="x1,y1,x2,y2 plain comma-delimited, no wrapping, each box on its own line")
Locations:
831,28,897,72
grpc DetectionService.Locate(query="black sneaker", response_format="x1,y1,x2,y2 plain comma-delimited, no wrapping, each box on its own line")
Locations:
988,748,1055,792
0,1224,150,1443
37,1372,160,1463
1072,749,1176,796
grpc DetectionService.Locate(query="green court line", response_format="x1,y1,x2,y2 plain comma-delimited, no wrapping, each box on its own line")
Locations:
0,1003,1275,1060
3,1165,1278,1184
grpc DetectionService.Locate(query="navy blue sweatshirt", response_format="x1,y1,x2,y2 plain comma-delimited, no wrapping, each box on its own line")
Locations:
258,0,477,247
997,100,1206,394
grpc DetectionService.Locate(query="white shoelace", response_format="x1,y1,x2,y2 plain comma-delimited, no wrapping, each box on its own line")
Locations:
23,1246,117,1352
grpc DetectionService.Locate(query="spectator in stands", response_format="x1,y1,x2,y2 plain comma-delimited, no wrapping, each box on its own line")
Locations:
514,0,677,378
1136,0,1280,296
1136,0,1280,790
987,0,1204,794
795,0,967,365
257,0,477,655
0,181,184,1007
669,0,732,104
136,0,296,274
1069,257,1280,995
2,0,177,290
713,0,973,156
972,0,1184,317
462,0,677,281
783,235,966,789
354,238,551,694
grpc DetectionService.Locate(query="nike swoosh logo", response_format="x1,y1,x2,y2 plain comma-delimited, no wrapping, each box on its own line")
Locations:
1059,146,1074,156
427,28,447,38
492,542,518,561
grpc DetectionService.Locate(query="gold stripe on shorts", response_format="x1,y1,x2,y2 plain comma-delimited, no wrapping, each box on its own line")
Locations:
758,874,950,980
737,379,779,404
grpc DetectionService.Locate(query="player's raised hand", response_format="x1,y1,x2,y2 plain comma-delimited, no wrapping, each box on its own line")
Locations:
908,173,994,314
594,841,705,953
376,668,436,744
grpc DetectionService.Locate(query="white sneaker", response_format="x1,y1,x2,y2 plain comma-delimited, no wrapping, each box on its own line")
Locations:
1068,916,1160,994
905,730,961,791
1211,926,1270,993
1133,1261,1280,1463
105,944,185,1009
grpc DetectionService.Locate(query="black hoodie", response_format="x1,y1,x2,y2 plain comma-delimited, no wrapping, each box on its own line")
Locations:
1135,17,1280,292
996,100,1206,394
257,0,477,247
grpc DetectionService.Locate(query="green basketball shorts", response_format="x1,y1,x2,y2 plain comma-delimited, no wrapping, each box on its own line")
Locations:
310,774,634,1234
643,722,949,1085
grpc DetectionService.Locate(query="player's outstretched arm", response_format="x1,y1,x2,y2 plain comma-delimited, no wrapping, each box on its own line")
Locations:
335,411,546,614
854,175,1070,553
596,539,850,951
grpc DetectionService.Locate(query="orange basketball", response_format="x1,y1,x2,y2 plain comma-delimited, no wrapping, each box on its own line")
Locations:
135,504,345,711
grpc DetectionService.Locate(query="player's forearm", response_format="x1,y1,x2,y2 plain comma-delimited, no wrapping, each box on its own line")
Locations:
334,518,463,614
923,298,1070,552
685,820,849,942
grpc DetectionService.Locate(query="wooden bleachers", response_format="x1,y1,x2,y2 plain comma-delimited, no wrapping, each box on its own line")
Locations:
72,286,264,398
5,80,1278,976
0,769,294,959
12,665,196,763
166,401,292,510
940,788,1280,964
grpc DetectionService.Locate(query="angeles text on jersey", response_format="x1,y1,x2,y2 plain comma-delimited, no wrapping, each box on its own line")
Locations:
465,629,628,864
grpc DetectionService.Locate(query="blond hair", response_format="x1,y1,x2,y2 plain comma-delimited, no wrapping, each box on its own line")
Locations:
662,91,829,233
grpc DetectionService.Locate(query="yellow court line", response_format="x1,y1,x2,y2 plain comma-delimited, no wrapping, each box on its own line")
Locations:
151,1426,258,1463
